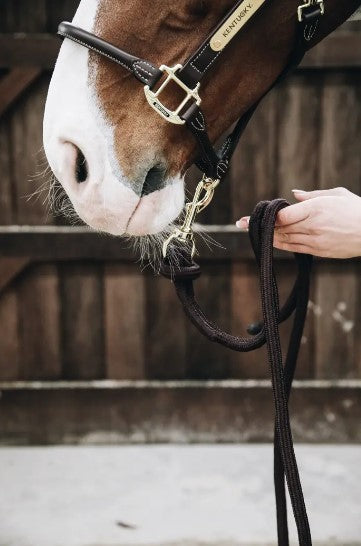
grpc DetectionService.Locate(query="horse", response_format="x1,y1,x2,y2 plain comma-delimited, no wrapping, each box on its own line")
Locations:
43,0,361,250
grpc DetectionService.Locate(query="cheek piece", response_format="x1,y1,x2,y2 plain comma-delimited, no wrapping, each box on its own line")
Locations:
57,3,329,546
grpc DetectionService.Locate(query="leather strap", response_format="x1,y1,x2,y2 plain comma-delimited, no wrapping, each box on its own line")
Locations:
180,4,323,179
58,22,163,87
178,0,269,89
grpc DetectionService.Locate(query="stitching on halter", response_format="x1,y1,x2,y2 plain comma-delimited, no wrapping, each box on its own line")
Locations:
133,63,154,81
133,61,155,78
58,32,130,72
190,112,206,131
304,20,318,41
190,43,221,74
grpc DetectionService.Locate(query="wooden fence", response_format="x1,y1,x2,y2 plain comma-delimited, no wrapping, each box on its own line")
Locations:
0,1,360,443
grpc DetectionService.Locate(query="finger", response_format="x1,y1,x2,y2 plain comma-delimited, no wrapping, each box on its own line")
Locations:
236,217,250,229
276,201,311,227
292,187,348,201
274,232,315,246
275,222,311,235
273,241,316,256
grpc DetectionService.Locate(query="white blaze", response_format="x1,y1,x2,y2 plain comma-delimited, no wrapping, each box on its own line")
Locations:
43,0,184,236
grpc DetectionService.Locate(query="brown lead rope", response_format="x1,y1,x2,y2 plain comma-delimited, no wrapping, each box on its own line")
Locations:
161,199,313,546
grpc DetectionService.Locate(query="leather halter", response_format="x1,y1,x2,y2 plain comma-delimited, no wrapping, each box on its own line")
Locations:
58,0,324,184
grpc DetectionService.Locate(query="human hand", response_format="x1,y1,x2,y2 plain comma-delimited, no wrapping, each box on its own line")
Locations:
236,187,361,259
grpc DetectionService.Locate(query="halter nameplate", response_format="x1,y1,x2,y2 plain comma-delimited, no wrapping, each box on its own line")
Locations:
210,0,267,51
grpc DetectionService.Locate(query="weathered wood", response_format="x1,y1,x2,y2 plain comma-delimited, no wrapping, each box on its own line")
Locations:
0,113,14,224
104,264,145,379
0,226,303,261
9,75,54,225
17,264,61,379
145,273,187,379
303,32,361,68
0,68,42,117
314,262,360,379
0,226,360,263
0,35,59,69
0,288,19,380
0,380,360,444
59,263,104,379
0,0,47,33
45,0,79,33
315,72,361,378
0,257,29,295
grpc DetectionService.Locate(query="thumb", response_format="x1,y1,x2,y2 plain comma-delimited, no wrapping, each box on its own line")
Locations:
292,187,348,201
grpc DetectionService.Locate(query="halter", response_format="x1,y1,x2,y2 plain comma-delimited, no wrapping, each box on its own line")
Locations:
58,2,326,545
58,0,324,257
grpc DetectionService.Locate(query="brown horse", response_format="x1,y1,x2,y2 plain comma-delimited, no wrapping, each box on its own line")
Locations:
43,1,360,243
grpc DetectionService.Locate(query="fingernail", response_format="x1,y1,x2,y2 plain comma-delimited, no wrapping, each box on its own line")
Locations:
292,189,306,193
236,217,249,229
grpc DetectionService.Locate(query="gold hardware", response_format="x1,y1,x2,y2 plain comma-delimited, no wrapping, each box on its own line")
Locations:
162,175,220,258
210,0,267,52
144,64,201,125
297,0,325,22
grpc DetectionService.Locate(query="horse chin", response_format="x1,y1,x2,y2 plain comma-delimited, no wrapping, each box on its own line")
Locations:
125,177,184,237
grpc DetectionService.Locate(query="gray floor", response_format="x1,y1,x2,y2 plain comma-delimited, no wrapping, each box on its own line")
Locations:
0,445,360,546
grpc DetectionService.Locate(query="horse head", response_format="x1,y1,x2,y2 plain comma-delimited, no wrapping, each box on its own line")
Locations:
43,0,360,240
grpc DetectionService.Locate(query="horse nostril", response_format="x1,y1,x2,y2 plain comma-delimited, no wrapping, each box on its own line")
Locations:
141,165,167,196
74,146,88,183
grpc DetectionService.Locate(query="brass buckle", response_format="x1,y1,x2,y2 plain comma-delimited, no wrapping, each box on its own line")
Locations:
163,175,220,258
298,0,325,22
144,64,201,125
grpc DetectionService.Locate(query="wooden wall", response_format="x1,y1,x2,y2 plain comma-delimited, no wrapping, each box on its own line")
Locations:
0,1,360,385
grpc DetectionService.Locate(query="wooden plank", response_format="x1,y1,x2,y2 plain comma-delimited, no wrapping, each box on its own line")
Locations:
0,68,42,117
60,263,105,380
314,262,360,379
17,264,61,379
45,0,80,33
0,379,360,444
0,35,59,69
230,91,277,216
0,257,29,295
303,33,361,69
0,110,14,224
0,0,47,33
0,225,360,262
0,288,20,380
9,75,54,225
104,264,145,379
315,72,361,379
144,273,187,379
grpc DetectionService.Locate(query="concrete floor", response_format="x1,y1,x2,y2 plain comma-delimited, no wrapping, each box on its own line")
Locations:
0,445,360,546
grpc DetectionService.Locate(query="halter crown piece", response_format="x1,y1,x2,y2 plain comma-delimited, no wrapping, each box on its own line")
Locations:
58,2,326,545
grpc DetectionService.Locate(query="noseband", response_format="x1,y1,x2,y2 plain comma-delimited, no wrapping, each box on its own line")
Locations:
58,2,326,545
